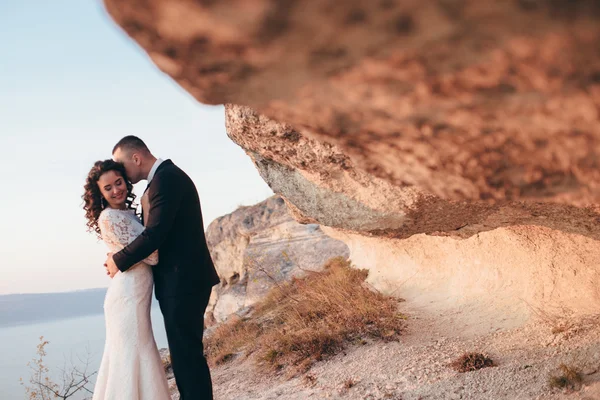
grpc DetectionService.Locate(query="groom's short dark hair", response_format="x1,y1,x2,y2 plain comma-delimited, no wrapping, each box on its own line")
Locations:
112,135,151,155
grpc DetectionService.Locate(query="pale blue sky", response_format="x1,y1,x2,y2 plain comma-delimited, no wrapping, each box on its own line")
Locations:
0,1,273,294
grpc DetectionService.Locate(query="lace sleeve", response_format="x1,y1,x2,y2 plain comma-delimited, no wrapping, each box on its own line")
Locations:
99,210,159,266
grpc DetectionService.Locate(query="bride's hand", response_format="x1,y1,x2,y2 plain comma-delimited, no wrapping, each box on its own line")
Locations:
104,253,119,278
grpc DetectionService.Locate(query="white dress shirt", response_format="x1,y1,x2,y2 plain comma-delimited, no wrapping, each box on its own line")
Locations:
147,158,164,185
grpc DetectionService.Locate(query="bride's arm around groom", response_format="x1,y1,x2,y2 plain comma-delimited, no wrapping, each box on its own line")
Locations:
109,167,183,273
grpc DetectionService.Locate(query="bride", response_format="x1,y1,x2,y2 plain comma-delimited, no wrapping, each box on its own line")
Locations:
83,159,170,400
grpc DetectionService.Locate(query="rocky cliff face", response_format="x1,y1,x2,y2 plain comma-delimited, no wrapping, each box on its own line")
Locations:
104,0,600,327
223,107,600,329
205,196,348,323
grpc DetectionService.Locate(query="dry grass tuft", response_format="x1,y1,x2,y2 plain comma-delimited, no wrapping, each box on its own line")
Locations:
451,352,495,373
205,315,261,366
549,364,583,390
343,378,356,389
205,257,405,374
302,373,317,387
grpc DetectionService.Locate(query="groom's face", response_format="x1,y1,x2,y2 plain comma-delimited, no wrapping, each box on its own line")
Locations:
113,148,142,184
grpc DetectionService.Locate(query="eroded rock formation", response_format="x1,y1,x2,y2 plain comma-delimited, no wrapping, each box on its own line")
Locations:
104,0,600,205
205,196,348,323
104,0,600,326
223,107,600,328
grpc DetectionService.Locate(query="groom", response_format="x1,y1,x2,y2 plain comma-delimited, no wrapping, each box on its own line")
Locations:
104,135,220,399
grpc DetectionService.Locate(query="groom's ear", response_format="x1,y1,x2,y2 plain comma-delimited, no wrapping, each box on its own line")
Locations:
132,153,142,166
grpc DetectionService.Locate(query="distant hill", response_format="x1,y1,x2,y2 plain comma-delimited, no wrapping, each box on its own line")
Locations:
0,289,110,327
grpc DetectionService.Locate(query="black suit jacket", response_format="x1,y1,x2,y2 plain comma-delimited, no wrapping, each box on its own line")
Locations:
113,160,220,299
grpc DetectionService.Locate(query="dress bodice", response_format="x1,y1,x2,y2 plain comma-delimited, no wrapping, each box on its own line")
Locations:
98,208,158,266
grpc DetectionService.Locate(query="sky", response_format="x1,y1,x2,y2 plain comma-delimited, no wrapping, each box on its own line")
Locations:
0,1,274,294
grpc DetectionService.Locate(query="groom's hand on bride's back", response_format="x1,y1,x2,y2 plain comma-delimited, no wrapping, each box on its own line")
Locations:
104,253,119,278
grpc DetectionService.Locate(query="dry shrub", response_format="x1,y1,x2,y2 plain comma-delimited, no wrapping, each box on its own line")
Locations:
205,316,261,366
343,378,356,389
21,337,96,399
451,352,495,373
302,373,317,387
549,364,583,390
205,257,404,374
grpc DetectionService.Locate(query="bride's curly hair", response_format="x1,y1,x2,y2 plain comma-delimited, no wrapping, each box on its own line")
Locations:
83,160,136,238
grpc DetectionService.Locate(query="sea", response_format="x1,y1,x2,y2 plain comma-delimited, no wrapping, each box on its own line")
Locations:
0,289,168,400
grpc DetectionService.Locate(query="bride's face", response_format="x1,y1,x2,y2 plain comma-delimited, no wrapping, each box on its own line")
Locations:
98,170,128,209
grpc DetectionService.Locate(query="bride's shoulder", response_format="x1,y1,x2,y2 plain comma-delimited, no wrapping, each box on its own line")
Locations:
98,208,121,222
99,208,137,223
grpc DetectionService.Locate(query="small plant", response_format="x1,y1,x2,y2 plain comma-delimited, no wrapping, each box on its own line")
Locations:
550,323,572,335
451,352,495,373
215,353,235,365
302,373,317,387
20,336,97,400
343,378,356,389
549,364,583,390
523,302,574,336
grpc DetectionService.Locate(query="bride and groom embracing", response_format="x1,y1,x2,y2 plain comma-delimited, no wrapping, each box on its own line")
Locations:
82,136,220,400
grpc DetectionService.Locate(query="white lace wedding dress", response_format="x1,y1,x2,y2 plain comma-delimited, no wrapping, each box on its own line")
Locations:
92,208,171,400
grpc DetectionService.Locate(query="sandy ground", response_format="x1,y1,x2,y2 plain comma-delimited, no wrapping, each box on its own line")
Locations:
172,303,600,400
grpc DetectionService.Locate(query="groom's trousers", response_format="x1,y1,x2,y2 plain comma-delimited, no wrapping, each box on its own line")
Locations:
160,289,213,400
